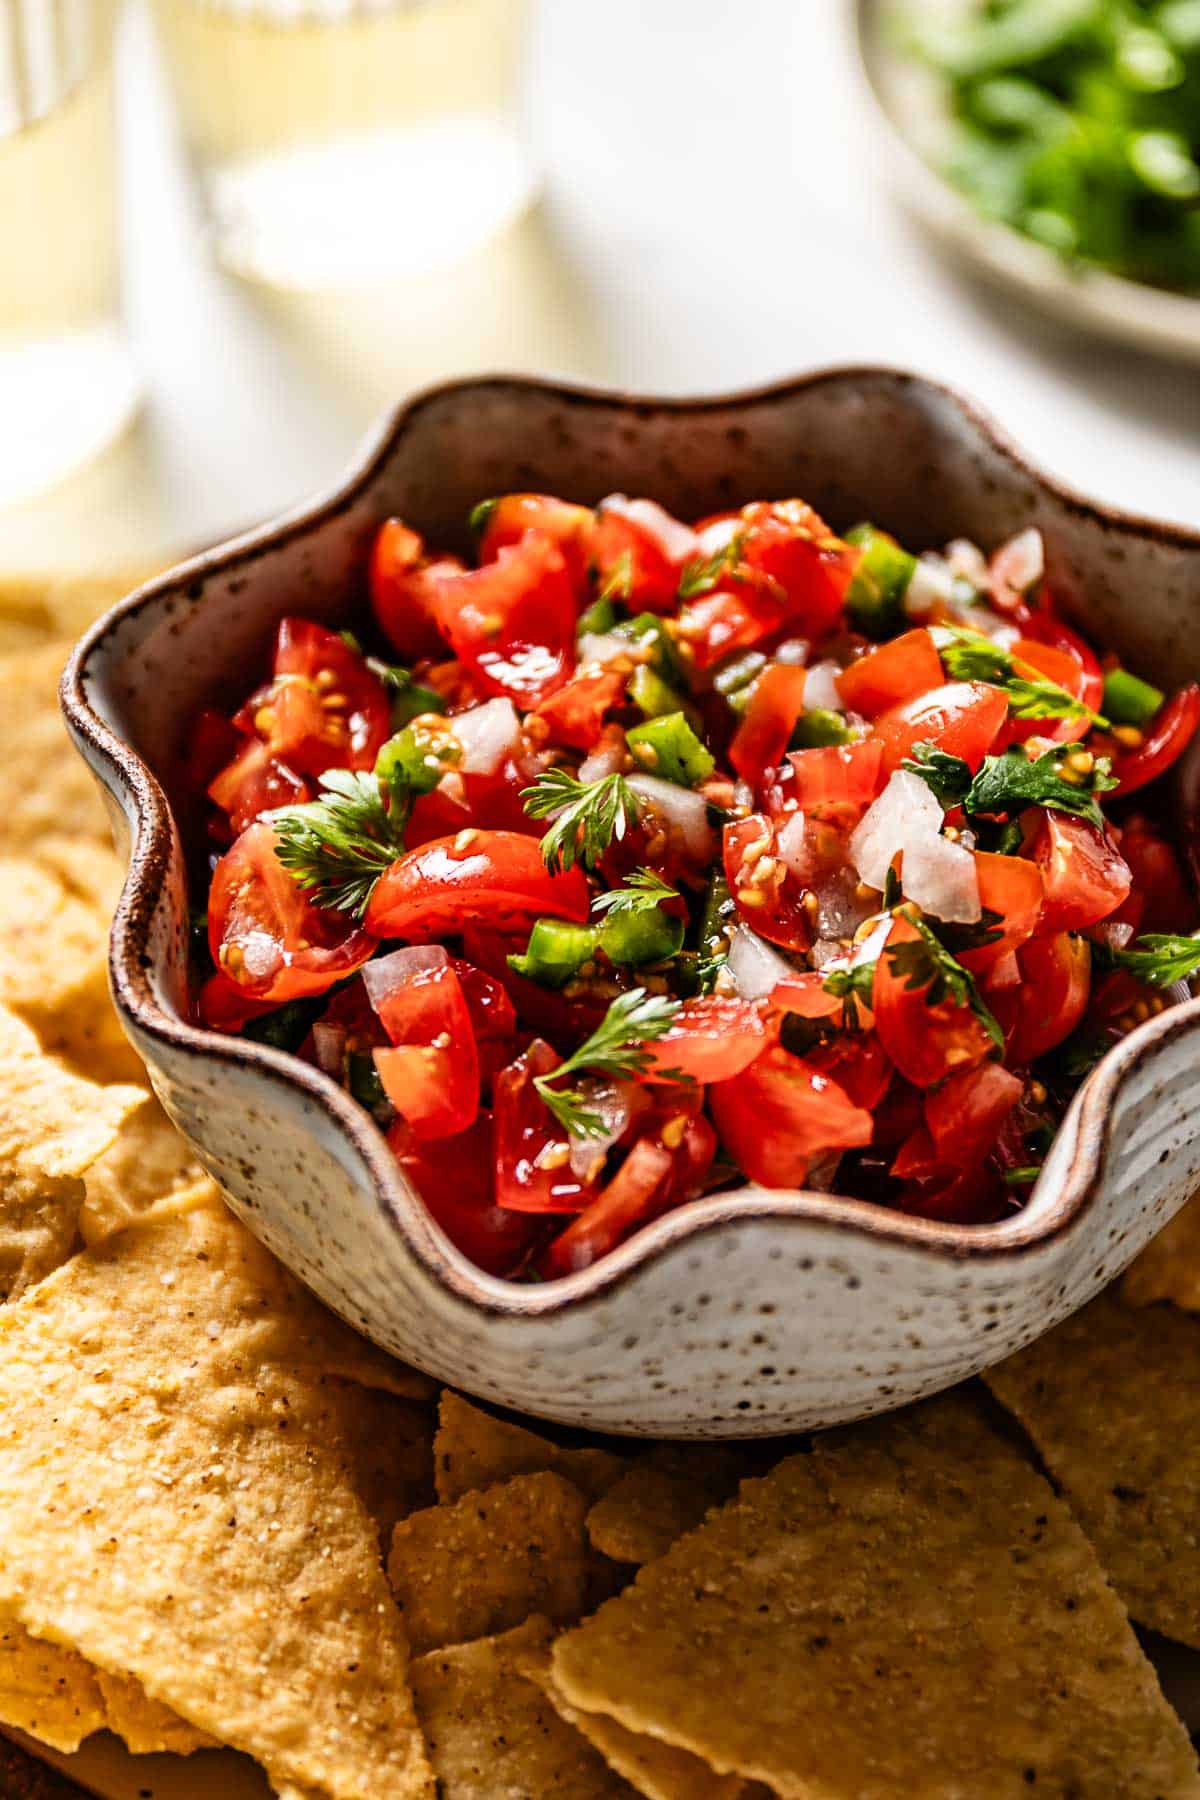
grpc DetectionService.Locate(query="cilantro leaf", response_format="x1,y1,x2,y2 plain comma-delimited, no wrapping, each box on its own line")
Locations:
591,868,680,920
935,626,1107,727
964,744,1117,831
902,743,972,806
270,770,406,918
522,768,639,874
533,988,683,1137
932,908,1005,957
884,911,1004,1052
822,961,877,1029
678,532,745,600
1097,932,1200,989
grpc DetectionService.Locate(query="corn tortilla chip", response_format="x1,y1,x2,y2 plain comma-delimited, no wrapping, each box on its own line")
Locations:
586,1447,748,1567
0,569,159,645
78,1092,208,1247
1124,1194,1200,1311
0,642,110,854
985,1291,1200,1649
0,1191,434,1798
555,1393,1199,1797
388,1471,590,1653
95,1670,217,1756
324,1382,436,1549
0,1619,106,1753
411,1617,637,1798
520,1644,745,1800
435,1391,625,1504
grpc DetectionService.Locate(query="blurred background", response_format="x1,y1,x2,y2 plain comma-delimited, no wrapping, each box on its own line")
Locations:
3,0,1200,579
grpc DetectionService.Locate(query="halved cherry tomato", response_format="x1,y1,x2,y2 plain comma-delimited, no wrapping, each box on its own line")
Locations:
872,912,997,1088
736,500,857,639
591,496,698,613
708,1043,872,1188
836,629,944,718
493,1040,595,1213
1113,685,1200,796
1115,816,1197,935
208,822,377,1002
958,852,1044,972
432,532,577,706
1033,812,1131,933
476,494,594,594
391,1111,539,1277
636,994,772,1084
532,666,628,752
872,680,1009,776
209,740,312,837
724,813,816,953
729,663,808,788
925,1062,1024,1166
370,520,464,661
196,970,279,1033
366,831,590,942
1003,931,1091,1064
370,954,480,1140
787,739,883,815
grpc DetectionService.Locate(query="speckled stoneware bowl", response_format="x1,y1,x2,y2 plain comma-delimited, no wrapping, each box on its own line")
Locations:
61,369,1200,1438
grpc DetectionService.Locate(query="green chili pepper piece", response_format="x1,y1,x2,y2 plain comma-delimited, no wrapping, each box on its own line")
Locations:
844,523,917,640
625,712,716,788
1101,668,1165,727
507,919,600,989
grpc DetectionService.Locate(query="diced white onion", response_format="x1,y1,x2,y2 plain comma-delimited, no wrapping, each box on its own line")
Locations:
451,697,521,776
579,739,626,783
803,659,845,713
1165,980,1194,1009
1091,920,1135,951
732,779,756,812
901,833,981,923
726,924,796,1000
988,951,1022,991
627,774,715,860
777,810,810,877
773,637,811,666
905,555,959,616
849,769,944,892
599,494,699,564
810,937,845,970
947,538,989,587
959,604,1020,647
990,527,1044,598
362,945,448,1014
577,631,633,667
568,1080,632,1179
695,515,741,555
312,1022,348,1076
814,867,876,940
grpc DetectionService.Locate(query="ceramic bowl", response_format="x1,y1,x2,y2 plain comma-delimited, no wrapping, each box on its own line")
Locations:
61,368,1200,1439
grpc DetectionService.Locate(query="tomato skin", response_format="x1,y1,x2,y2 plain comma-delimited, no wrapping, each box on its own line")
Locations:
805,1031,892,1112
636,994,772,1084
209,740,312,837
836,629,944,718
1113,685,1200,796
208,822,378,1002
477,494,594,595
995,638,1090,749
493,1040,595,1214
729,663,808,789
591,496,698,613
1020,610,1104,714
872,681,1008,776
1033,813,1131,933
432,533,577,706
196,970,279,1033
786,739,883,815
532,666,627,751
370,957,480,1141
723,813,816,953
896,1163,1010,1225
365,831,590,942
709,1043,872,1188
958,853,1044,973
736,500,856,639
674,586,783,671
872,913,997,1089
1116,816,1197,935
925,1062,1024,1166
1003,931,1091,1064
539,1114,718,1278
391,1111,539,1277
370,520,463,661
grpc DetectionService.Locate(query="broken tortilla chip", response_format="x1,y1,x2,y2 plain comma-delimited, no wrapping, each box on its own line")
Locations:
0,1190,434,1798
0,1618,106,1753
78,1092,209,1247
323,1381,436,1549
554,1393,1199,1798
388,1471,590,1654
434,1392,625,1504
985,1290,1200,1649
1124,1194,1200,1311
0,642,110,854
586,1446,749,1567
410,1617,636,1798
95,1670,217,1756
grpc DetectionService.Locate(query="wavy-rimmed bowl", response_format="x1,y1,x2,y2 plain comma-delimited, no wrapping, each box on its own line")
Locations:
61,368,1200,1438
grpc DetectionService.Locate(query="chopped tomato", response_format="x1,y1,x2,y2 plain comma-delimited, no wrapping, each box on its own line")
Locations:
208,822,377,1002
493,1040,595,1213
1020,609,1105,715
997,638,1091,748
196,970,279,1033
895,1162,1010,1225
674,586,783,671
636,994,773,1084
591,496,698,613
369,954,480,1140
729,663,808,788
432,532,577,706
370,520,463,661
1033,812,1131,933
391,1111,539,1277
724,813,816,953
1116,816,1197,935
787,739,883,815
539,1114,718,1277
366,831,590,941
736,500,857,639
1003,931,1091,1064
532,666,628,751
708,1044,872,1188
770,969,844,1020
1113,685,1200,796
872,681,1009,776
925,1062,1024,1166
958,852,1044,972
835,629,944,717
872,912,997,1088
476,494,594,594
209,740,312,837
805,1031,892,1111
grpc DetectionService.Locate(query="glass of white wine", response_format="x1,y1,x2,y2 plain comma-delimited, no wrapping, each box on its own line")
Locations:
152,0,538,289
0,0,141,507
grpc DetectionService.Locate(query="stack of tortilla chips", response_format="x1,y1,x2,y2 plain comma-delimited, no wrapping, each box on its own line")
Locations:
0,590,1199,1798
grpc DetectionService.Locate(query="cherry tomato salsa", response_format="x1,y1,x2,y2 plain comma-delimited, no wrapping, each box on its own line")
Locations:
189,497,1200,1278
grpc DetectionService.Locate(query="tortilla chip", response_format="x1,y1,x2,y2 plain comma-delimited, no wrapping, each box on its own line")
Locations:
0,642,110,854
586,1447,748,1567
388,1471,590,1653
0,1006,145,1300
554,1393,1199,1797
0,569,159,644
1124,1194,1200,1311
96,1669,217,1756
326,1382,436,1549
985,1291,1200,1649
0,1191,434,1798
0,1618,106,1753
410,1617,636,1798
78,1092,209,1247
521,1644,745,1800
435,1391,625,1504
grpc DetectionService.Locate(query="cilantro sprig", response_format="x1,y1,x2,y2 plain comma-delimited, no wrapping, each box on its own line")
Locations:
903,741,1118,832
590,868,680,920
823,961,877,1029
884,911,1004,1052
678,532,745,600
270,770,406,917
935,626,1108,727
1096,933,1200,990
522,768,639,874
534,988,683,1138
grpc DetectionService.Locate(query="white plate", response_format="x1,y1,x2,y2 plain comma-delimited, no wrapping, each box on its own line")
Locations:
854,0,1200,365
